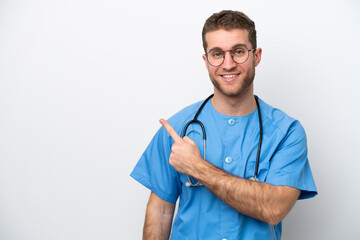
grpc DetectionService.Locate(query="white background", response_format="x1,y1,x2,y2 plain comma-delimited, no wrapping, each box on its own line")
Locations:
1,0,359,239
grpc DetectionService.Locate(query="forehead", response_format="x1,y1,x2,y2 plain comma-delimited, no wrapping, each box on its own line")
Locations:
205,28,250,51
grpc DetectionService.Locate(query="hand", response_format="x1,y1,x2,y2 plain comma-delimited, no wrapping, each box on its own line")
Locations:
159,118,203,175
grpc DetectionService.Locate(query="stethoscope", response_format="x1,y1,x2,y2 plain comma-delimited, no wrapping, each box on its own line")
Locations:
182,94,263,187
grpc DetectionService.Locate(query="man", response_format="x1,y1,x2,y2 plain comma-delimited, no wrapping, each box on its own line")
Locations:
131,10,317,240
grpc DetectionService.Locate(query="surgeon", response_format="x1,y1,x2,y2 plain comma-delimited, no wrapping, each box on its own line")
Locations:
131,10,317,240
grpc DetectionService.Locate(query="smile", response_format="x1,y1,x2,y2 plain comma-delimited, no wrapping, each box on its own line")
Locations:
221,74,239,78
220,73,240,81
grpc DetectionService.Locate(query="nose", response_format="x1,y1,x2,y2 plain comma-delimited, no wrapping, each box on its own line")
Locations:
222,51,237,70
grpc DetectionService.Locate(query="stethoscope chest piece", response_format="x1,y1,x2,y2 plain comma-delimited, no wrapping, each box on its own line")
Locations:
249,177,258,181
185,181,203,187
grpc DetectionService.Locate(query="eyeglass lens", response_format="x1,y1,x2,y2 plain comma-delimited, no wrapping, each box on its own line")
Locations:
207,46,251,66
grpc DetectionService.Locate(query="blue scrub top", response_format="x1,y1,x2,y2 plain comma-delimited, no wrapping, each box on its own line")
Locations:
131,96,317,240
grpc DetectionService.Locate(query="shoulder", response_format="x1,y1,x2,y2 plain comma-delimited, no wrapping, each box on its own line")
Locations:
258,97,306,138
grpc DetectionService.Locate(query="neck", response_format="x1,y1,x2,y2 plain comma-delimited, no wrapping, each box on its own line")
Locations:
211,84,257,116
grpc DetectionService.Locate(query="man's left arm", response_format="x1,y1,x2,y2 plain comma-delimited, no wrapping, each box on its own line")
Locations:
160,118,301,226
193,159,300,226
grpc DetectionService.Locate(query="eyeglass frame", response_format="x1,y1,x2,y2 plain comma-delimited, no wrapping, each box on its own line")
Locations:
205,45,256,67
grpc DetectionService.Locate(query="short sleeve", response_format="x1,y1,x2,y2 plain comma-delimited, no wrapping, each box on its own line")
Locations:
130,127,181,203
265,121,317,199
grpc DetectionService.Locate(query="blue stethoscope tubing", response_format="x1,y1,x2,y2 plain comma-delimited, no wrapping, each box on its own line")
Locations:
182,94,263,186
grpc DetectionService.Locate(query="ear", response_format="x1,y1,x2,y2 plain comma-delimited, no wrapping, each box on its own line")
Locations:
202,54,209,70
254,48,262,67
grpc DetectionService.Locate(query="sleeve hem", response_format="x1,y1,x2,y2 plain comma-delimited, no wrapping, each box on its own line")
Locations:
266,177,318,200
130,172,179,203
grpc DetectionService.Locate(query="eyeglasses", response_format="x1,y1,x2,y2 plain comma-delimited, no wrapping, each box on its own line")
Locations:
205,45,256,67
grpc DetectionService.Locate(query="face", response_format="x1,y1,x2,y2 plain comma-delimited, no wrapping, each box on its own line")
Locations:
202,28,262,98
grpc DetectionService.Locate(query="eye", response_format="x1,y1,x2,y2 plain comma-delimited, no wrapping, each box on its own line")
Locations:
233,48,245,56
211,51,223,58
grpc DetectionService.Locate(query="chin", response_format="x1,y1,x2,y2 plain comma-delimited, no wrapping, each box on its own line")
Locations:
220,90,244,97
215,83,251,97
211,74,254,97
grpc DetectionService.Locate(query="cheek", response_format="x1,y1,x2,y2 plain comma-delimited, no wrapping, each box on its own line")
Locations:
240,62,254,73
208,66,218,75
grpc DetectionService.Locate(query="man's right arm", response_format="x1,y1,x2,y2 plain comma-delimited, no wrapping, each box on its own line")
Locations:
143,192,175,240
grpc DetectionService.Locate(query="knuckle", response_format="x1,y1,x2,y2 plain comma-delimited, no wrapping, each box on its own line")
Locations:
171,143,178,149
183,136,192,142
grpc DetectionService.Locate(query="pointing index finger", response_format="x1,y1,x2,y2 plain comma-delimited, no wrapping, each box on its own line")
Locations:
159,118,182,142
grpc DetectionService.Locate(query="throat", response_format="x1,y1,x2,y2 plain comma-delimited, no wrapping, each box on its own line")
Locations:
211,93,257,116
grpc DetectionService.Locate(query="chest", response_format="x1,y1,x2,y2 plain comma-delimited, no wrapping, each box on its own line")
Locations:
183,115,266,180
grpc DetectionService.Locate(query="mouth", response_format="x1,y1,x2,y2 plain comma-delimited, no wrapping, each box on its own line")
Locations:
220,73,240,82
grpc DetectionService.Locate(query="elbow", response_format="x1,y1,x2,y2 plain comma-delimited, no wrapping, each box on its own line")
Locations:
263,187,299,226
264,208,285,226
266,217,282,226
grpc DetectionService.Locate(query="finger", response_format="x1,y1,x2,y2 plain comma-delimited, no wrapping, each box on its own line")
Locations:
183,136,195,145
159,118,182,142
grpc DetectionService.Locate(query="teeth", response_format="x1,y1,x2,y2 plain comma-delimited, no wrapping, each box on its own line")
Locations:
222,74,237,78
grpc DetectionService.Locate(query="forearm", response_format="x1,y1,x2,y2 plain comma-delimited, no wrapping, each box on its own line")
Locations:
193,159,300,225
143,193,175,240
143,209,173,240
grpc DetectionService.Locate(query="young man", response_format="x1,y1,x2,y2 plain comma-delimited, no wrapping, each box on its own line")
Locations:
131,10,317,240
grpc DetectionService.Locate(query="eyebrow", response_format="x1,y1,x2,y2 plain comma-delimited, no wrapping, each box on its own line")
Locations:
208,43,249,53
